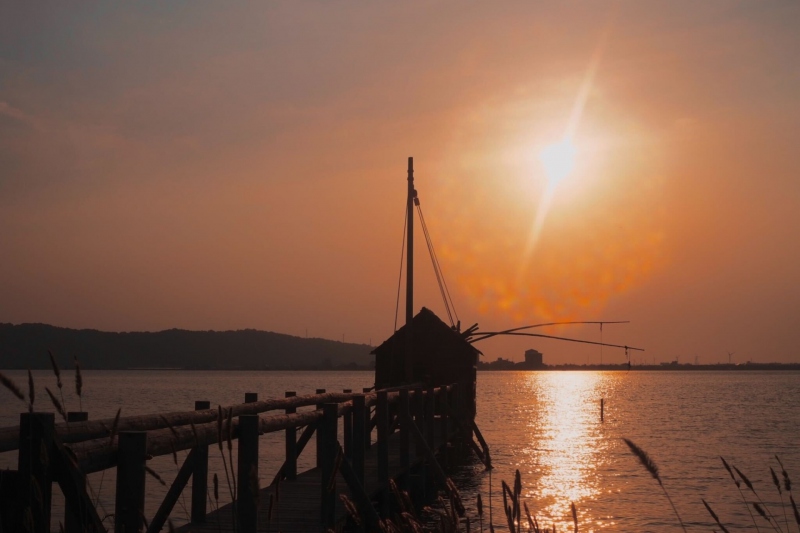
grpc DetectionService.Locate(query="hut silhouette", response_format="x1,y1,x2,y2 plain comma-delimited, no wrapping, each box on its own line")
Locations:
372,307,479,418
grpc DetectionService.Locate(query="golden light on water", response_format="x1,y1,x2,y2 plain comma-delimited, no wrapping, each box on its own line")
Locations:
522,372,615,531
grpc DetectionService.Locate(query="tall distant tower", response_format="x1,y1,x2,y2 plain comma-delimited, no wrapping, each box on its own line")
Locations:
524,349,544,368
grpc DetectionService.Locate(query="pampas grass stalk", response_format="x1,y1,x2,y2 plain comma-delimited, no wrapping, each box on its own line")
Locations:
702,499,730,533
771,466,790,533
45,386,67,421
48,350,67,412
28,369,35,412
622,438,687,533
736,465,782,531
145,466,166,486
789,495,800,529
722,456,760,531
0,371,25,401
74,356,83,412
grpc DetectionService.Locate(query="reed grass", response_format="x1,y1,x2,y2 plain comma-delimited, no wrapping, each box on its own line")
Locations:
74,356,83,412
47,350,67,413
621,438,687,533
27,369,35,412
45,386,67,422
702,498,730,533
0,370,26,401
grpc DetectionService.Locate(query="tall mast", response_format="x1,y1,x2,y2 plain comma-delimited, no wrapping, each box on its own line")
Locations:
405,157,415,381
406,157,414,326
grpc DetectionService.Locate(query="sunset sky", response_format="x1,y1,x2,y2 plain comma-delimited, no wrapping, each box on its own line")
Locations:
1,2,798,364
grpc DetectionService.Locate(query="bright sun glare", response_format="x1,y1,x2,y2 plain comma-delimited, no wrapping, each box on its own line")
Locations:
539,138,577,187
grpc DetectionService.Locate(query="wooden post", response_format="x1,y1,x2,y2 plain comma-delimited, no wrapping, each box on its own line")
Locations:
425,386,435,451
320,403,338,529
67,412,88,422
237,414,259,533
64,412,88,533
191,400,210,523
115,431,147,533
284,392,297,480
398,389,410,477
18,412,54,533
363,388,372,449
244,392,258,403
343,405,353,461
376,390,389,516
316,388,325,468
600,398,604,422
352,394,366,486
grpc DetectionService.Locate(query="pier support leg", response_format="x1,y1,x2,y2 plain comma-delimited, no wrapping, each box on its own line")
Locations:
237,414,259,533
344,395,353,461
377,390,389,516
362,388,372,449
315,388,326,468
320,403,338,529
18,412,54,533
191,400,210,523
399,389,410,489
64,411,88,533
115,431,147,533
352,394,366,487
285,392,297,480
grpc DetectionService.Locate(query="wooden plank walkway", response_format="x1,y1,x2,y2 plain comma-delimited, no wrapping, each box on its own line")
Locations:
176,428,446,533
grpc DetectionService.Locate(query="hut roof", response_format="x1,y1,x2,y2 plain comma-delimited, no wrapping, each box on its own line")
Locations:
371,307,480,357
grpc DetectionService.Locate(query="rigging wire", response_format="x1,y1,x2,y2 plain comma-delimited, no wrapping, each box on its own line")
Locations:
393,203,408,332
416,203,453,326
417,203,460,327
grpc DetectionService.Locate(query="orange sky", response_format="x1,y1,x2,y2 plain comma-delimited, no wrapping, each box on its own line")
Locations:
1,2,798,364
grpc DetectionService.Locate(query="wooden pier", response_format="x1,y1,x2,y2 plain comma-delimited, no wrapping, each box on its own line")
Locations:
0,382,490,533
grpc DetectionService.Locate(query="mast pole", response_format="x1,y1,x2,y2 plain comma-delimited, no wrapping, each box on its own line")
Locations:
405,157,414,381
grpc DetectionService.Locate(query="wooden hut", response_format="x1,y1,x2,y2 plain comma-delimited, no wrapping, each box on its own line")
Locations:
372,307,479,418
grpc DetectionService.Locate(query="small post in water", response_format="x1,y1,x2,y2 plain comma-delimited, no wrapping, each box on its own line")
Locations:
600,398,604,422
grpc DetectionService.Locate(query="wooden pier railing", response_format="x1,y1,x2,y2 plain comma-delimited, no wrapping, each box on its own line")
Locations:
0,382,491,533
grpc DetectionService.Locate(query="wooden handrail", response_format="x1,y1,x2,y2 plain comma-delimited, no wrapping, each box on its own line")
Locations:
66,387,442,474
0,391,357,453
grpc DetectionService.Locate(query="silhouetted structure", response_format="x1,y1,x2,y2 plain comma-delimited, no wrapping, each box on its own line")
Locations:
372,307,479,418
524,348,544,368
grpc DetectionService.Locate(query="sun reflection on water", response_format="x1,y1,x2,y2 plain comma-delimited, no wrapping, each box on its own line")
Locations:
522,372,618,531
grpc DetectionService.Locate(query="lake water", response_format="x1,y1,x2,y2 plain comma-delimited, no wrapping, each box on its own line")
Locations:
1,369,798,532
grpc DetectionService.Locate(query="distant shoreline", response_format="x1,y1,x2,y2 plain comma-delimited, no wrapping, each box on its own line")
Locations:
477,362,800,371
4,365,798,372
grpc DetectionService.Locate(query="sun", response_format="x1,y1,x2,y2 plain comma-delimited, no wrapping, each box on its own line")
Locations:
539,138,577,188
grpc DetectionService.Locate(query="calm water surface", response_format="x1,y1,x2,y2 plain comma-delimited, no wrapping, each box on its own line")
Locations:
1,369,798,532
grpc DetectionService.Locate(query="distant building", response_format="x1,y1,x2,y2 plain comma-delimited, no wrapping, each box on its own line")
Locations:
524,349,544,368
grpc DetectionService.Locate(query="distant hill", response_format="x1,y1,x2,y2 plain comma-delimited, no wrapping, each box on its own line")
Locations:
0,323,375,370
